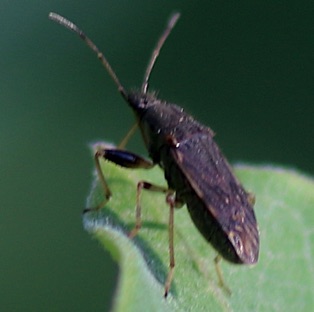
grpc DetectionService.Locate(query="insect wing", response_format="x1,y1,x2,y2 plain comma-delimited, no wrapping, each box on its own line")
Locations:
171,132,259,263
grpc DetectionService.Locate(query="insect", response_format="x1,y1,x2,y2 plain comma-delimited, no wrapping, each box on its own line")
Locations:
49,12,259,297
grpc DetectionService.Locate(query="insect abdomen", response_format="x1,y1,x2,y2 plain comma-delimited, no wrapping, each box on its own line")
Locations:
185,191,245,263
162,153,244,263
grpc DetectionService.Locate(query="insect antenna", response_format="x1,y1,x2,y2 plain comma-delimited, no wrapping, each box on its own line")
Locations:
141,12,180,94
48,12,128,100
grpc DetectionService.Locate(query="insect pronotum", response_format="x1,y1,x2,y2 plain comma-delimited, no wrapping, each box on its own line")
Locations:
49,12,259,297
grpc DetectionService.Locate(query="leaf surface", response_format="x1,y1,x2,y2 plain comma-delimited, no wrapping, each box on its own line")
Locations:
84,161,314,312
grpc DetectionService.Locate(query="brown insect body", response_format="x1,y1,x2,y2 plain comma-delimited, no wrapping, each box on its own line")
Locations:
49,12,259,296
128,92,259,264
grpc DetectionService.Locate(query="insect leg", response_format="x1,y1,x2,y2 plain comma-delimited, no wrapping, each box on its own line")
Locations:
128,181,170,238
90,147,178,296
118,122,138,149
128,181,177,297
247,192,256,206
164,193,176,298
84,147,154,213
214,255,231,295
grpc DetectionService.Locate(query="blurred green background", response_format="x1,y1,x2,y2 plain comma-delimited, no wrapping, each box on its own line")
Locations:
1,0,313,311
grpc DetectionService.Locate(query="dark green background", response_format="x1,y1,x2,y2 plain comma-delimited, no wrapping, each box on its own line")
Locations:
1,1,313,311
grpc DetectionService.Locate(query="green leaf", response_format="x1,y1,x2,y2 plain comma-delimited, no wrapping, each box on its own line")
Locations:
83,160,314,312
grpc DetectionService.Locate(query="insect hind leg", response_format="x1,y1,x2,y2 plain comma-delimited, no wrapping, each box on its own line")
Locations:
84,146,154,213
214,255,231,295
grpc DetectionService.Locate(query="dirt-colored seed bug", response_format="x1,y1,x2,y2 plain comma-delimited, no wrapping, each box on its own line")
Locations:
49,12,259,297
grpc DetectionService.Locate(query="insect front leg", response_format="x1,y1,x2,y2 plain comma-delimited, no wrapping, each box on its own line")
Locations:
84,147,154,213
